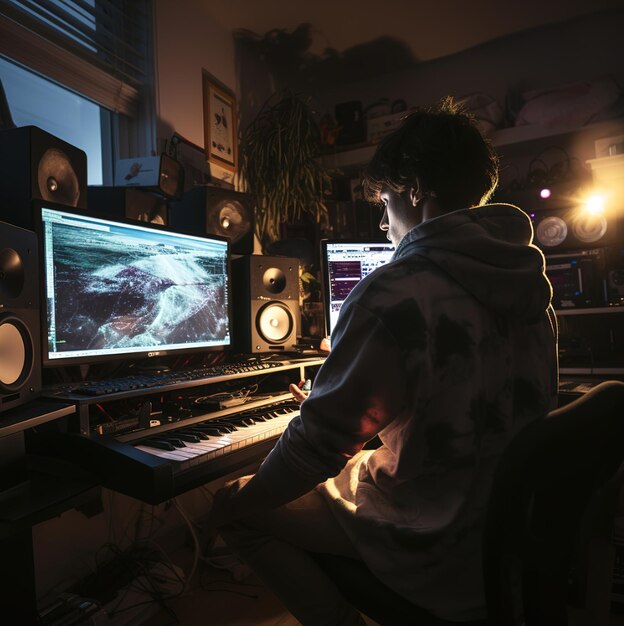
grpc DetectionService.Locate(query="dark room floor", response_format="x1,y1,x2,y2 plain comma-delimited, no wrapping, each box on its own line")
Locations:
139,544,624,626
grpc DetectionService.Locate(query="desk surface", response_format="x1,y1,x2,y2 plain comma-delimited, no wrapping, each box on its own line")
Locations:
0,399,75,438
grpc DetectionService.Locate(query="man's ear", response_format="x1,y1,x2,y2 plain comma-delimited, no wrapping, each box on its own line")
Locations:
409,178,422,207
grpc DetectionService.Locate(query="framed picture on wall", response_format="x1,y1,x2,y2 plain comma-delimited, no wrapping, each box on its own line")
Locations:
202,70,237,178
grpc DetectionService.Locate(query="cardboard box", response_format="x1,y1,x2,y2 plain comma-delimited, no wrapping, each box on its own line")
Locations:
594,134,624,159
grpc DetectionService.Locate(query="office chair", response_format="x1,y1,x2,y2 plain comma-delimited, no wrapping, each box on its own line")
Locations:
312,380,624,626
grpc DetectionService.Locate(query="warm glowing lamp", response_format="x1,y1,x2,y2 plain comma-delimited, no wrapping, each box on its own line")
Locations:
583,193,607,215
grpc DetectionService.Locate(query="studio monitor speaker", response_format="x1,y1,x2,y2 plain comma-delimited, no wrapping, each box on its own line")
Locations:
0,126,87,230
170,187,255,255
531,206,619,252
232,255,300,353
0,222,41,412
605,245,624,306
87,186,169,225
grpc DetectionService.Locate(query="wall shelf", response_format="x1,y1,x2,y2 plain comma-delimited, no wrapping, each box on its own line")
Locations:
555,307,624,316
320,118,624,171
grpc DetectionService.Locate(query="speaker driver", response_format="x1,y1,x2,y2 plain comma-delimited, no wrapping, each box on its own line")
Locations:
571,213,608,244
536,216,568,248
38,148,81,206
0,248,24,299
206,199,252,244
0,317,32,389
256,302,294,344
262,268,287,294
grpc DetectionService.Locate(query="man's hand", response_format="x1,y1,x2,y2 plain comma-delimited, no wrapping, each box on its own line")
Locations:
289,382,309,404
206,475,265,527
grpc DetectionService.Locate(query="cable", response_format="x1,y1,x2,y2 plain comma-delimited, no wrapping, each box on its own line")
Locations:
193,382,260,405
172,499,201,592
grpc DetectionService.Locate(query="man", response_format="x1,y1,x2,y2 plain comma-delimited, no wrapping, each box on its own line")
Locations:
208,97,558,625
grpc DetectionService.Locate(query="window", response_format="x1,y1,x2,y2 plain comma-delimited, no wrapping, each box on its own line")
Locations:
0,1,154,184
0,56,105,184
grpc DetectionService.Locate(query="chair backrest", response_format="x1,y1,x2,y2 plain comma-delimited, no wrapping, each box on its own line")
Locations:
483,380,624,626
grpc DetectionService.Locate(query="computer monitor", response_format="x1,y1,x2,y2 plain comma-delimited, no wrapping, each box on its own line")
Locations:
39,204,231,366
320,239,395,337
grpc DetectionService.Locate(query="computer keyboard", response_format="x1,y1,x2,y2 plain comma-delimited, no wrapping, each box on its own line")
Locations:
62,360,283,396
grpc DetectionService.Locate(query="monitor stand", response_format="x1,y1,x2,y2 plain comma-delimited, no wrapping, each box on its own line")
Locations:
133,358,171,374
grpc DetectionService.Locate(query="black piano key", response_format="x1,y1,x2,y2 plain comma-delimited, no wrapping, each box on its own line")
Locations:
183,429,210,440
160,437,186,448
144,439,176,451
206,422,237,432
241,413,267,422
174,432,202,443
195,423,235,434
225,417,255,427
192,426,227,436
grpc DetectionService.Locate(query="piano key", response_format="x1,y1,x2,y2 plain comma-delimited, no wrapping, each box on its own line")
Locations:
175,432,202,443
143,439,176,451
134,411,296,468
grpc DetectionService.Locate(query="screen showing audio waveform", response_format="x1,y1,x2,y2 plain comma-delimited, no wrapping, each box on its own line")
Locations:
321,240,395,337
40,206,231,364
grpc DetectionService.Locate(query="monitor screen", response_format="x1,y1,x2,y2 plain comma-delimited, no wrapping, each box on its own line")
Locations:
321,239,395,337
40,206,231,365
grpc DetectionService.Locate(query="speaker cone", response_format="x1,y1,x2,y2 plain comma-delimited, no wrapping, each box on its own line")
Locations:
38,148,81,206
0,248,25,299
262,267,287,294
536,216,568,248
0,317,32,389
572,213,608,244
256,302,294,344
206,199,252,243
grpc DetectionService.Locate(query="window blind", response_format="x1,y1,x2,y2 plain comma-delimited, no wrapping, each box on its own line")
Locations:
0,0,151,117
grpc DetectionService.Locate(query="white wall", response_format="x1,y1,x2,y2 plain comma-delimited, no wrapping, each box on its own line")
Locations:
314,9,624,126
153,0,237,150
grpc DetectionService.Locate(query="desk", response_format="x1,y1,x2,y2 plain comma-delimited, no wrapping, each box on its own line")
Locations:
0,401,98,625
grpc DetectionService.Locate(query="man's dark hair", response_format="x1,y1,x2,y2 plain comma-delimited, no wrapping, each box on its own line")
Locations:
362,96,499,211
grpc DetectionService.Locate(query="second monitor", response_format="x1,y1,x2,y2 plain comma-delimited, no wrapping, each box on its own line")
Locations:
321,239,395,338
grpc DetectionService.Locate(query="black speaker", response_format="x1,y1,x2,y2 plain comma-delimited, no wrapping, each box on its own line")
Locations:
335,101,366,146
0,126,87,229
531,206,620,252
605,245,624,306
87,186,169,225
170,187,255,255
232,255,300,353
0,222,41,412
114,154,184,200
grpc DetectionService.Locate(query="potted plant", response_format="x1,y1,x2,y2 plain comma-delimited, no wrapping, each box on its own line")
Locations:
238,89,333,247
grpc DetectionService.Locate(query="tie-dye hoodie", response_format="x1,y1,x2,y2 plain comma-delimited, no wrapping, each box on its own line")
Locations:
253,203,559,620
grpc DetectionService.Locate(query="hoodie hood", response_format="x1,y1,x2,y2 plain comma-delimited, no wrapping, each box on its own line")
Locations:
394,203,552,320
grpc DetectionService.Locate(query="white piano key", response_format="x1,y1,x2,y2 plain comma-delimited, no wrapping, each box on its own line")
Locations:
134,407,298,465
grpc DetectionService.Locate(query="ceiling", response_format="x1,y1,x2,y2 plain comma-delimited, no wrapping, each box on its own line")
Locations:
208,0,621,62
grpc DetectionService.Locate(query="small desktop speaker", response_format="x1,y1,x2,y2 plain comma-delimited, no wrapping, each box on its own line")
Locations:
0,221,41,412
0,126,87,229
87,186,169,225
232,255,300,353
170,187,255,255
114,154,184,200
